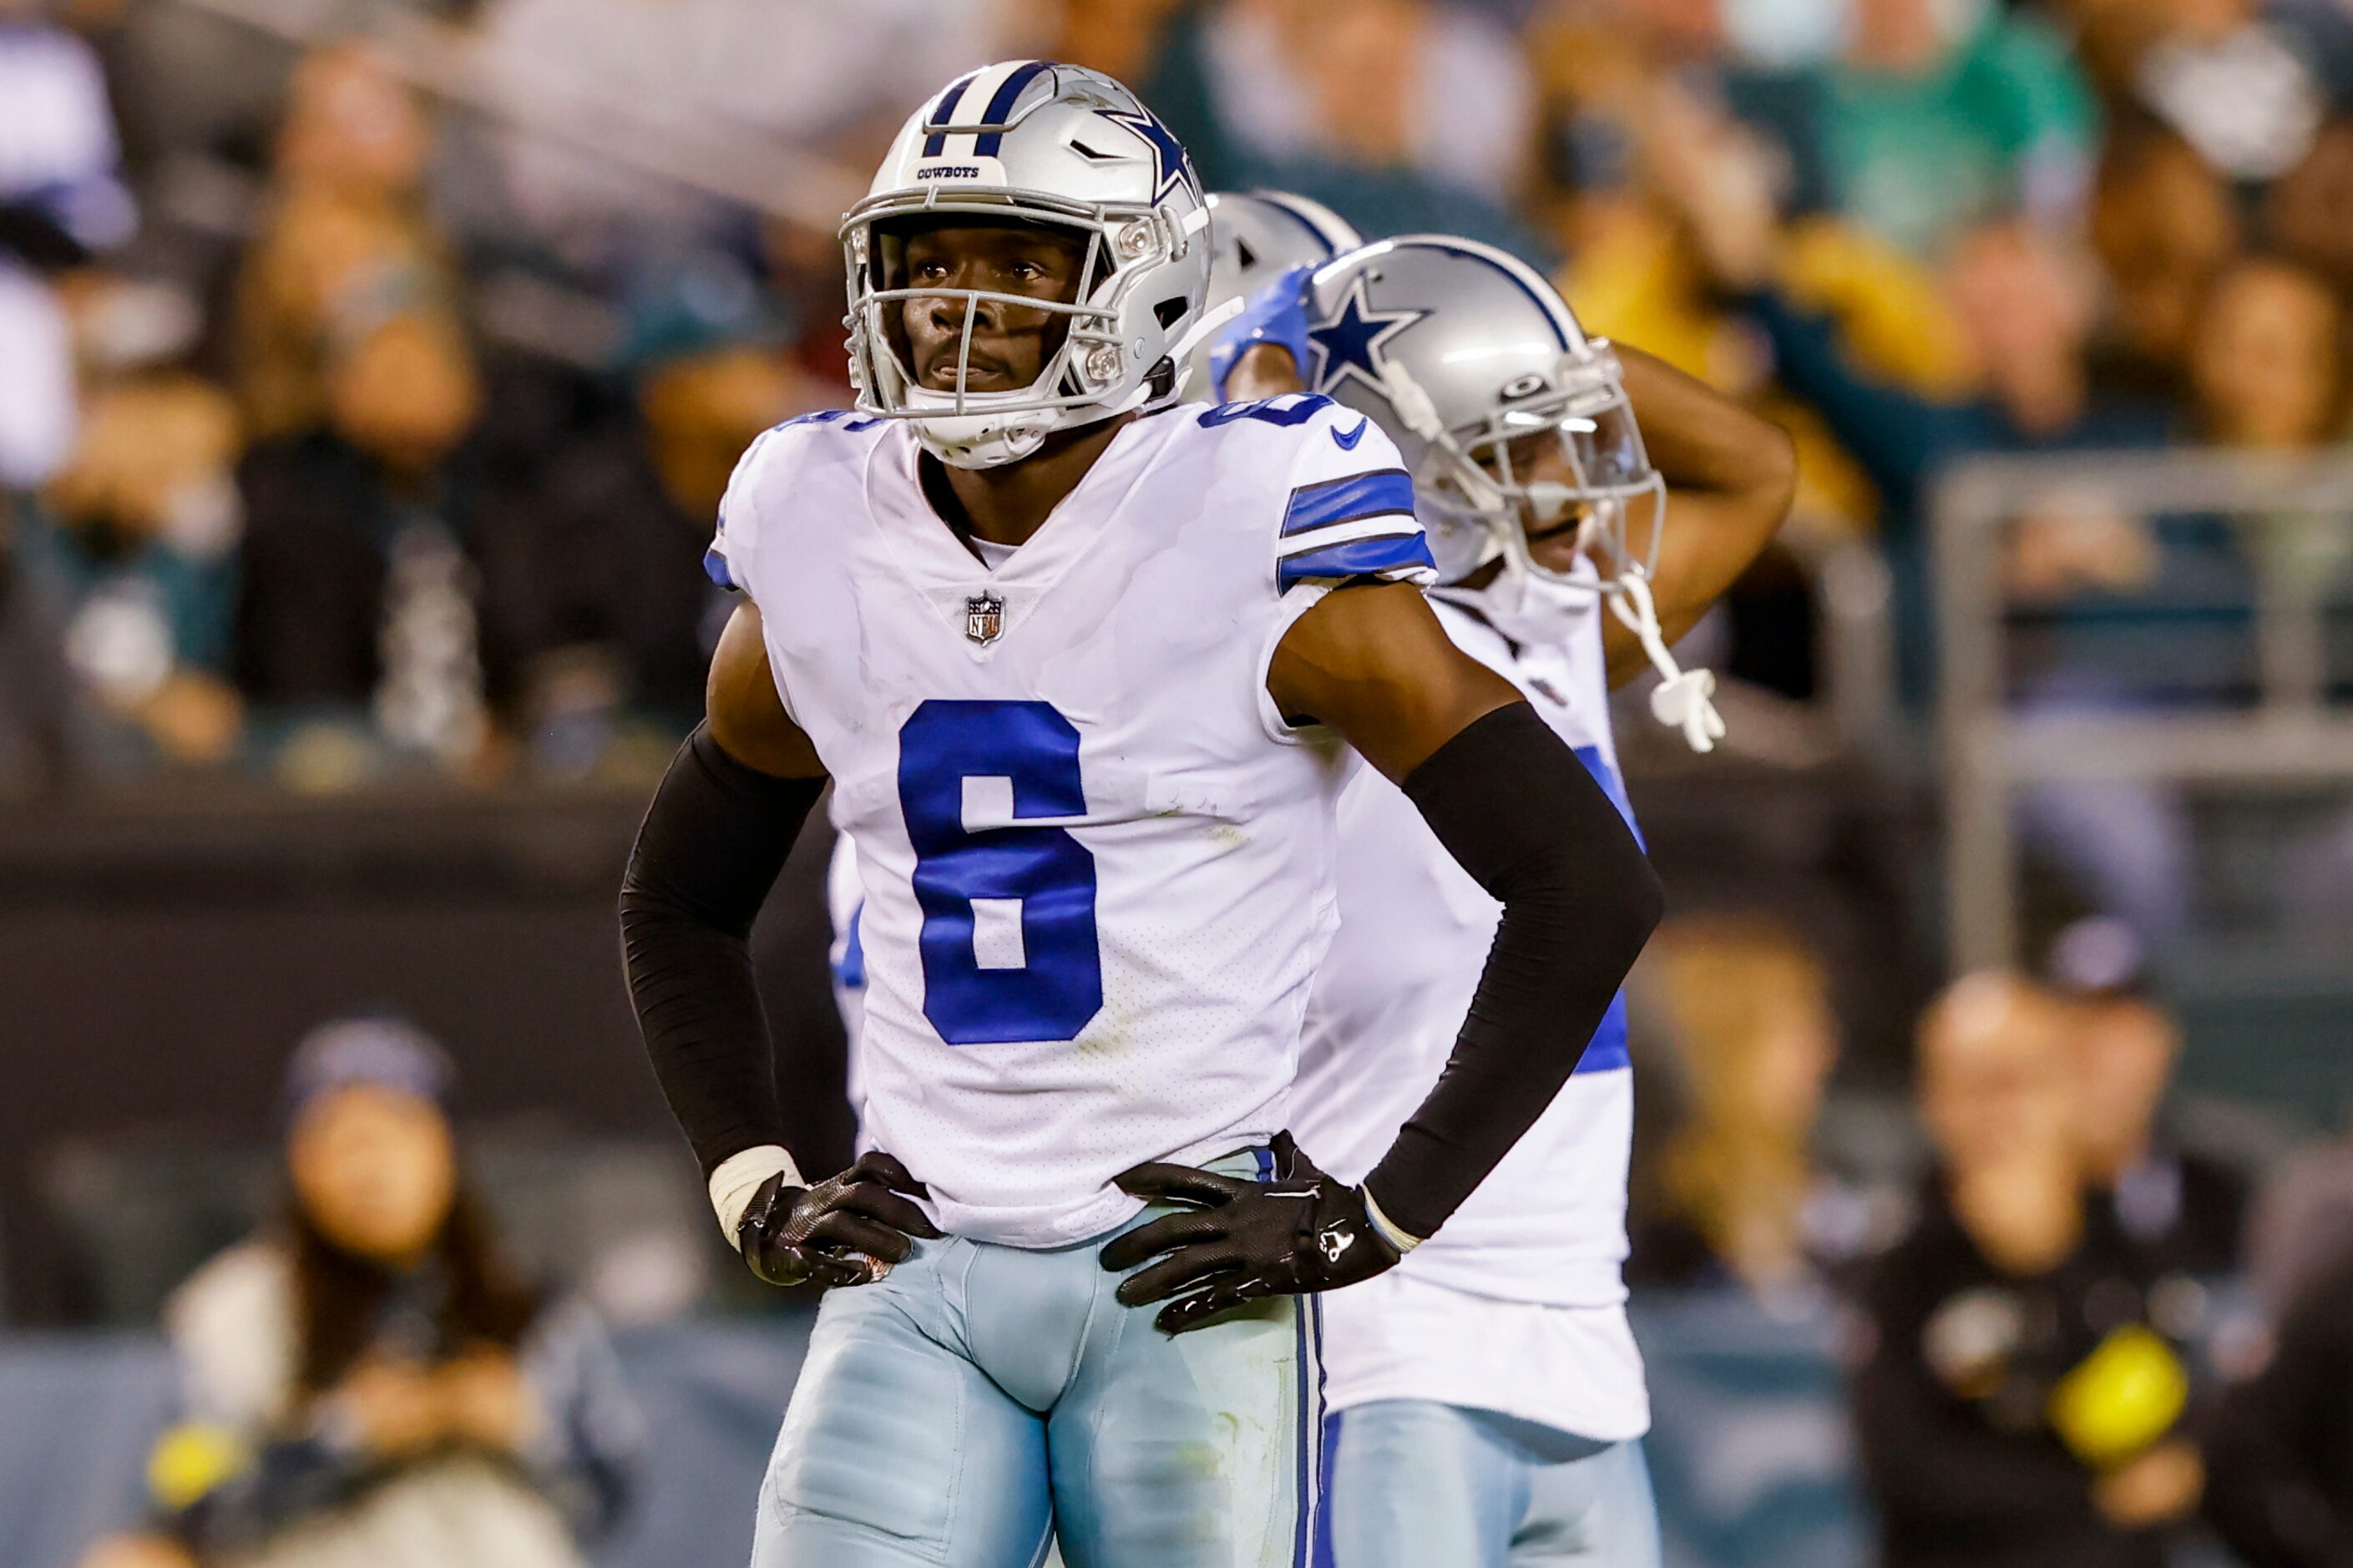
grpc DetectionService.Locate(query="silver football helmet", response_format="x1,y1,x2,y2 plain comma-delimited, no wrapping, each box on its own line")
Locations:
1303,235,1724,751
1298,235,1661,591
843,61,1213,468
1179,190,1363,401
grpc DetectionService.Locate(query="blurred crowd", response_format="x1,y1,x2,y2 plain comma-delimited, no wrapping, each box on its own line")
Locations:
1624,907,2353,1568
76,1017,642,1568
7,3,2353,1563
0,0,2347,802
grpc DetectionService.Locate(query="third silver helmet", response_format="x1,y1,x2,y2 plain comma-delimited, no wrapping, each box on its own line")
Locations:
1181,190,1363,400
1296,235,1660,589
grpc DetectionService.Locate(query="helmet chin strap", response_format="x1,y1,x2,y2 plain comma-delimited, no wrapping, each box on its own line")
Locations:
1384,353,1723,753
1384,358,1516,525
1604,566,1726,755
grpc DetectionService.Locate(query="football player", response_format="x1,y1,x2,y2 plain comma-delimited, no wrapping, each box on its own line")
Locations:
822,185,1367,1123
618,66,1662,1568
1207,237,1794,1564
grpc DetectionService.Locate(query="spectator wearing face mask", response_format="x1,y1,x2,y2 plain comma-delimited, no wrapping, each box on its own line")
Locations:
75,1016,640,1568
1853,973,2204,1568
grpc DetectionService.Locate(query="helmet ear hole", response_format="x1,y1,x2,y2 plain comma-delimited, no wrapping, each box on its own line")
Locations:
1153,297,1188,331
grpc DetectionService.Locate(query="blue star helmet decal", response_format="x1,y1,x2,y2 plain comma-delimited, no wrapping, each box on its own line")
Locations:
1101,105,1199,205
1308,276,1429,398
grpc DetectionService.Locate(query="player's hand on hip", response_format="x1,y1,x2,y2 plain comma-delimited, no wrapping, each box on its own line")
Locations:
737,1151,942,1288
1100,1131,1404,1334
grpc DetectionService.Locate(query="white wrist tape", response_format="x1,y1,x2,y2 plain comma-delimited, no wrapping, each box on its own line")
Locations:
709,1145,802,1248
1360,1186,1424,1254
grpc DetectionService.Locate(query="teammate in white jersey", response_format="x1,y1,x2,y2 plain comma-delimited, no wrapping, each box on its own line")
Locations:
618,66,1663,1568
1210,237,1794,1565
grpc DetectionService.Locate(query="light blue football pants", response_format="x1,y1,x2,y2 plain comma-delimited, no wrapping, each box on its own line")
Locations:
1322,1401,1661,1567
750,1151,1320,1568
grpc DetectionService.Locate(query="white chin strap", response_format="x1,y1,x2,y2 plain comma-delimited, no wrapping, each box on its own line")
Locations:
1606,566,1724,755
1383,354,1724,754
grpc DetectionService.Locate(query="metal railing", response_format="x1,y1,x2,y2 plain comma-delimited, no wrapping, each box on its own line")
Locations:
1931,448,2353,969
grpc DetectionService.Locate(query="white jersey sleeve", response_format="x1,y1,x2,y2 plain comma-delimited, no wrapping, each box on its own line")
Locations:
702,420,790,599
1245,396,1436,597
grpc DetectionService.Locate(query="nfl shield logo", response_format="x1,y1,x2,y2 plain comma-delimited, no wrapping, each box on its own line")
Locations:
964,591,1004,646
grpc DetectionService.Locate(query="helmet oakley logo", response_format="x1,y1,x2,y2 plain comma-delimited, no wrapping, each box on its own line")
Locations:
1500,372,1551,401
1318,1224,1355,1263
964,592,1004,646
1308,276,1428,399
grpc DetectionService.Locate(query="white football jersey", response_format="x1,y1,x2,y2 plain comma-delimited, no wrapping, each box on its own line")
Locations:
711,393,1435,1248
1293,582,1639,1305
1293,580,1649,1435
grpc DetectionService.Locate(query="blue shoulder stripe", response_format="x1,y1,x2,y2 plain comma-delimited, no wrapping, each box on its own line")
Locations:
703,546,736,590
1278,531,1435,592
1282,468,1414,537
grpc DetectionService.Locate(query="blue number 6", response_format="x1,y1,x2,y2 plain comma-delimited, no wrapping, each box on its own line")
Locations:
898,701,1104,1044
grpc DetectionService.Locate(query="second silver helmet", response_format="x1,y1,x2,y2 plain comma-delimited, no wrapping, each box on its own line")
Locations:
1296,235,1660,589
1181,190,1362,402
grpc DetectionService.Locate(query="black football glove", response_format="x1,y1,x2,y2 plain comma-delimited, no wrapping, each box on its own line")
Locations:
736,1151,943,1288
1099,1131,1405,1334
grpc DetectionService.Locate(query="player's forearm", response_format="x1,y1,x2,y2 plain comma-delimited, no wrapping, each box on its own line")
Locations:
620,723,819,1179
1364,703,1664,1240
1618,347,1786,503
1608,348,1797,684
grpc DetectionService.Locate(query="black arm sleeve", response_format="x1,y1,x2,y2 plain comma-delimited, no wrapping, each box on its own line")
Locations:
620,723,824,1176
1363,701,1666,1239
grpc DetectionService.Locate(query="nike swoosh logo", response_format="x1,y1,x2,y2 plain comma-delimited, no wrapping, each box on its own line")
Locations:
1331,417,1369,451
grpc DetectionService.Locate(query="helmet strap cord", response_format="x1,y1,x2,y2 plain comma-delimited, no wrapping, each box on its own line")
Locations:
1604,564,1726,755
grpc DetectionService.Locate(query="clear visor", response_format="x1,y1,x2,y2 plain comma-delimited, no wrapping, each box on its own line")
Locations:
1426,392,1664,588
